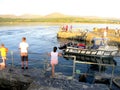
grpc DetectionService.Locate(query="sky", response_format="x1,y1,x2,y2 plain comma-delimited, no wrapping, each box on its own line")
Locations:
0,0,120,18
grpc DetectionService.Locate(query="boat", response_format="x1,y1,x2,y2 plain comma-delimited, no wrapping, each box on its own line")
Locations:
60,37,119,65
59,42,86,50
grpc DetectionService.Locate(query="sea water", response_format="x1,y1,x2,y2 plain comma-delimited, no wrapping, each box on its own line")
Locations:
0,24,120,90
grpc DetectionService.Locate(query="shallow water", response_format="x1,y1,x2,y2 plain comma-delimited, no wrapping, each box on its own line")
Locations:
0,24,120,89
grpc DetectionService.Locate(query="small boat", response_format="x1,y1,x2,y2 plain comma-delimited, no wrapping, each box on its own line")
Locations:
61,37,119,65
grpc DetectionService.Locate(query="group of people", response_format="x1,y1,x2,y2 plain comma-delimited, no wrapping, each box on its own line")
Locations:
0,37,29,69
0,37,62,78
61,25,72,32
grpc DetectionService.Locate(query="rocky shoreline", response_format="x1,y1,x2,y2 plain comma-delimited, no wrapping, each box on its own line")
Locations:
0,66,110,90
57,28,120,44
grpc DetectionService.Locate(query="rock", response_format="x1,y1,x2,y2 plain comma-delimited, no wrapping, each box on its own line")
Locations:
57,31,82,39
0,66,110,90
27,81,62,90
0,67,33,90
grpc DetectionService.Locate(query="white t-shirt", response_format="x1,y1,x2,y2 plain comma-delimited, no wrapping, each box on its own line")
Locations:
51,51,58,60
19,42,29,53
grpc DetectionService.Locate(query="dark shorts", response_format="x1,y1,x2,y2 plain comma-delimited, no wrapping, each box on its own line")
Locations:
21,56,28,61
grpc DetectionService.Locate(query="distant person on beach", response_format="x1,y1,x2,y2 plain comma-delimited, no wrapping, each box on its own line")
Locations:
69,25,72,32
19,37,29,69
115,28,118,35
0,44,8,68
61,25,66,32
66,25,68,32
48,46,62,78
103,26,108,38
103,29,107,38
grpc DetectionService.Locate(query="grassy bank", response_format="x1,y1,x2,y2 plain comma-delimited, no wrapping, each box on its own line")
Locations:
0,17,120,24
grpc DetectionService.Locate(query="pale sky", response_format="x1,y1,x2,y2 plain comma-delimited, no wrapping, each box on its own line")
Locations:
0,0,120,18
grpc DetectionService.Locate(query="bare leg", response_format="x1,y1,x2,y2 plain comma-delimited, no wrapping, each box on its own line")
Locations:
21,56,24,68
4,59,6,67
2,58,6,67
21,61,24,67
26,61,28,67
25,56,28,69
51,64,55,77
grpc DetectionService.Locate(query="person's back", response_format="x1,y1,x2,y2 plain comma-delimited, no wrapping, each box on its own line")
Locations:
19,37,28,54
19,37,29,69
0,46,7,57
50,47,58,65
49,46,62,77
51,51,58,61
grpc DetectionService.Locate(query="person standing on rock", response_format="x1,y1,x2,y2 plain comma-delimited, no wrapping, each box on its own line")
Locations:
19,37,29,69
0,43,8,68
48,46,62,78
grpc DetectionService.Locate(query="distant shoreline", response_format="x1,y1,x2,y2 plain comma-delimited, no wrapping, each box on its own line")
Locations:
0,16,120,25
0,22,120,26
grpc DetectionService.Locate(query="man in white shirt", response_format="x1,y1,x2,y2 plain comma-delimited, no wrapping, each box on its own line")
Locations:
19,37,29,69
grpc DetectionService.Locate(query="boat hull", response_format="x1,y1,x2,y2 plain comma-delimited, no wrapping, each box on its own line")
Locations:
63,47,118,65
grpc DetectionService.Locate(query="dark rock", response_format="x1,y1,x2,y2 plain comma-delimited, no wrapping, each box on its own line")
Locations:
0,67,33,90
0,66,110,90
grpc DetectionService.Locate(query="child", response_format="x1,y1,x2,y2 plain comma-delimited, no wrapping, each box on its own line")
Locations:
19,37,29,69
48,46,62,78
0,44,8,67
